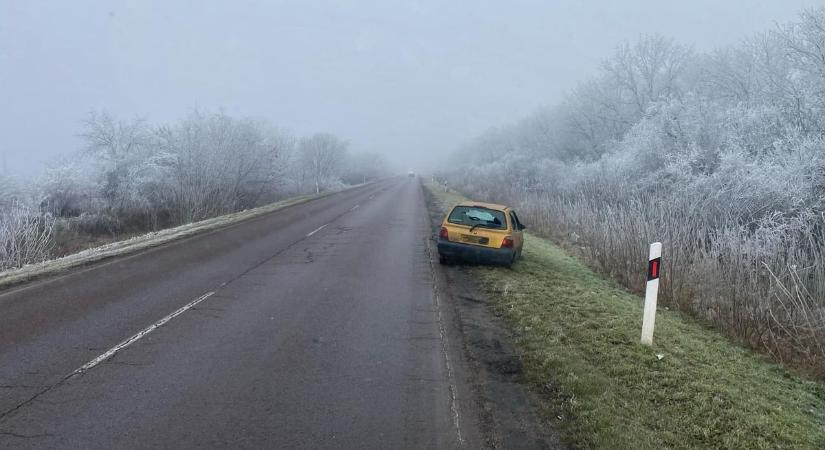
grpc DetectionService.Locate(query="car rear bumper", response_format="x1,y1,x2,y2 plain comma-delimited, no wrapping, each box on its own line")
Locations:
437,239,515,265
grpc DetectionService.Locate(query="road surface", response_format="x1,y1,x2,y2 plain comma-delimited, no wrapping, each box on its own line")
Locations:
0,179,481,449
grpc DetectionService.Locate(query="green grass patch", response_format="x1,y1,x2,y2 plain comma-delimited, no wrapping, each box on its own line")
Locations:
427,184,825,449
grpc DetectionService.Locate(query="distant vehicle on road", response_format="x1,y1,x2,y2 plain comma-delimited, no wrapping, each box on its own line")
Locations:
407,171,415,178
437,201,525,267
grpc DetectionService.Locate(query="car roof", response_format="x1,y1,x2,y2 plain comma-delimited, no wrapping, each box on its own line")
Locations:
455,200,510,211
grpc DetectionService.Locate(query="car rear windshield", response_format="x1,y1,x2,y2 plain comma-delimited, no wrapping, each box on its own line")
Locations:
447,206,507,230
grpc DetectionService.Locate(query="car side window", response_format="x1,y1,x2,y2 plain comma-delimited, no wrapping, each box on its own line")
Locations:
511,211,523,230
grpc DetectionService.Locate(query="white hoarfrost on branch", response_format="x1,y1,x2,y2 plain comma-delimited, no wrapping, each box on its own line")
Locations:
0,202,55,271
443,7,825,375
0,109,389,275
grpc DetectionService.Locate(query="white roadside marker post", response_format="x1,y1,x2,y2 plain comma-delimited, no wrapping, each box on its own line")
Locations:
641,242,662,346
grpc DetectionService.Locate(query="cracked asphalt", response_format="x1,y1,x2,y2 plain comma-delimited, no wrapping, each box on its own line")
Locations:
0,178,485,449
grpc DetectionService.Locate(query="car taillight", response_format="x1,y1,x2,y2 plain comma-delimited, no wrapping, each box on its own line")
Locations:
439,227,449,240
501,236,514,248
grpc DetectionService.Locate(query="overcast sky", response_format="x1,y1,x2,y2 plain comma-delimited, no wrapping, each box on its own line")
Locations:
1,0,820,176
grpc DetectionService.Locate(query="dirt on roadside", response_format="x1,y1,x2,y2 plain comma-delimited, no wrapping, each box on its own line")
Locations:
423,185,566,450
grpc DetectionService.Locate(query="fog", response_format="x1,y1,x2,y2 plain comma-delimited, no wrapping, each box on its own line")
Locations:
1,0,817,176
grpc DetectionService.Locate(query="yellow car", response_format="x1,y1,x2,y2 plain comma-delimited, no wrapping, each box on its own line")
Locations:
437,201,525,267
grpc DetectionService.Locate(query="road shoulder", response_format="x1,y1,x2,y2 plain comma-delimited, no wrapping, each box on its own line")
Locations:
424,183,565,449
425,183,825,449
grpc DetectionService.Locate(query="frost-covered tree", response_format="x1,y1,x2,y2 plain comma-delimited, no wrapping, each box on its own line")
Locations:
39,158,99,217
297,133,348,193
443,8,825,375
80,111,154,213
154,111,296,224
602,35,692,114
45,111,357,232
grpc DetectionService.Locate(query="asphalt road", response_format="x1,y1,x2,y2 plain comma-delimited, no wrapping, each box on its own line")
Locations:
0,178,481,449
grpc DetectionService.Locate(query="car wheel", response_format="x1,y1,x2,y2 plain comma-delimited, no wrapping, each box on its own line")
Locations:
439,255,447,265
506,252,517,268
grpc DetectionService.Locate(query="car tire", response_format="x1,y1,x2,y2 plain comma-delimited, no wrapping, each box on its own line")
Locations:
439,255,447,265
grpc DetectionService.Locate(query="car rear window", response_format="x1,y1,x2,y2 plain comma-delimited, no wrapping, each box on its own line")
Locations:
447,206,507,230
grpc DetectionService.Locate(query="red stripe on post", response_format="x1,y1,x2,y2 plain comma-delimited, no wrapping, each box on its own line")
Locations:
647,257,661,281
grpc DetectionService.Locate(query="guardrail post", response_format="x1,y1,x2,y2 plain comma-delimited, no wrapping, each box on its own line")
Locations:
641,242,662,346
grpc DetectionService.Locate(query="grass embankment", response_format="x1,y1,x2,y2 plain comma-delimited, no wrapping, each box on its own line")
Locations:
427,184,825,449
0,186,362,291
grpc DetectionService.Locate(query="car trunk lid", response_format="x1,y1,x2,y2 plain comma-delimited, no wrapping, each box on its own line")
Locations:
444,223,508,249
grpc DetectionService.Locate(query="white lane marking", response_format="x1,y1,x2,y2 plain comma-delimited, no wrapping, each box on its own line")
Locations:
306,224,328,237
424,239,464,444
350,204,360,211
433,285,463,444
72,291,215,375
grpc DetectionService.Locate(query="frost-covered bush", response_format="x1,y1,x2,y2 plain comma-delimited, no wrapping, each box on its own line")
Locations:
0,109,384,270
36,110,378,238
152,111,296,224
445,8,825,376
39,159,100,217
0,202,54,271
